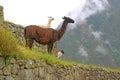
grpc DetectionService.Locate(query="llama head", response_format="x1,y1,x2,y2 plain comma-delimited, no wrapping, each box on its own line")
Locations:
62,16,74,23
57,50,64,58
48,16,54,21
60,50,64,54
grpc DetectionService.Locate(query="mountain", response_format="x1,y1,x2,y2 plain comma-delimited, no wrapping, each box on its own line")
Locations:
57,0,120,68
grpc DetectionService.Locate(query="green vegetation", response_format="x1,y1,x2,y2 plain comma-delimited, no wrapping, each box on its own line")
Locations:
17,46,77,66
0,27,76,65
9,46,120,72
0,27,18,57
0,27,120,73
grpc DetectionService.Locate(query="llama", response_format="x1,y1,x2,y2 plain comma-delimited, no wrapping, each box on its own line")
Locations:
40,16,54,28
56,50,64,58
24,16,74,54
46,16,54,28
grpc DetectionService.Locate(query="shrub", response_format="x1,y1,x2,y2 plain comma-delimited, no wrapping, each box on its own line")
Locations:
0,27,18,57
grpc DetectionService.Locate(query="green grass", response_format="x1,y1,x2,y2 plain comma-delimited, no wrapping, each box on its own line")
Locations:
15,46,77,66
0,27,18,57
0,27,120,73
9,46,119,73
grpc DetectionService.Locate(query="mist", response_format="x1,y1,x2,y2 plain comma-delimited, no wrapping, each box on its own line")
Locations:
66,0,109,29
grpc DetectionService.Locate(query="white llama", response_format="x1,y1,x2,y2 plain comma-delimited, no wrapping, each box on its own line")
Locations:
46,16,54,28
56,50,64,58
39,16,54,28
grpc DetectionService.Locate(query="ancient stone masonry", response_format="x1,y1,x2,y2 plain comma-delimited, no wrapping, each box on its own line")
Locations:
0,57,120,80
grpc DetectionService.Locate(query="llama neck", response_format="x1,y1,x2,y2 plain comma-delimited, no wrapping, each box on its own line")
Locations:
47,19,52,28
57,20,68,40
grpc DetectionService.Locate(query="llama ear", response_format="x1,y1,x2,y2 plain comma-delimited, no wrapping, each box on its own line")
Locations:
61,50,64,54
62,16,65,19
52,18,54,20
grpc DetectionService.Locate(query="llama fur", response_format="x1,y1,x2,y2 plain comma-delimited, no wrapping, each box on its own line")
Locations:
39,16,54,28
24,16,74,54
57,50,64,58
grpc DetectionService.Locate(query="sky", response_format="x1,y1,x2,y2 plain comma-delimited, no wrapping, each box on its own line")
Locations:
0,0,86,29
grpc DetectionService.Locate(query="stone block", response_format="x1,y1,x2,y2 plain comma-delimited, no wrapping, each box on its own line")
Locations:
17,69,35,80
5,76,14,80
0,75,5,80
11,64,19,75
0,57,5,69
3,65,11,76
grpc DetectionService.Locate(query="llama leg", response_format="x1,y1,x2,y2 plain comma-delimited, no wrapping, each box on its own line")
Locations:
28,39,33,49
47,44,50,54
49,43,53,55
25,39,28,47
47,43,53,54
26,39,30,47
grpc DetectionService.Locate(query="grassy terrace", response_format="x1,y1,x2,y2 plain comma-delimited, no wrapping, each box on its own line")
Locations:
10,46,120,73
0,27,120,73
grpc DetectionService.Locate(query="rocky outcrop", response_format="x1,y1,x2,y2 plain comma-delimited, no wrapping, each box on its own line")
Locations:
0,57,120,80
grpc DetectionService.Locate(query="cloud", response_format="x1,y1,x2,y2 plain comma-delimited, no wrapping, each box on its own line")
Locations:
92,31,103,39
95,45,107,55
104,40,119,53
78,46,88,57
67,0,109,23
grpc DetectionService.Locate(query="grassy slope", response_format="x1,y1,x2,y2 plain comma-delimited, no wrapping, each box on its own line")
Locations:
14,46,120,73
0,21,120,73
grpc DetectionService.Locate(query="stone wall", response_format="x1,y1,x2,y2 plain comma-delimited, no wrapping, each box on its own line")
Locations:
0,57,120,80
